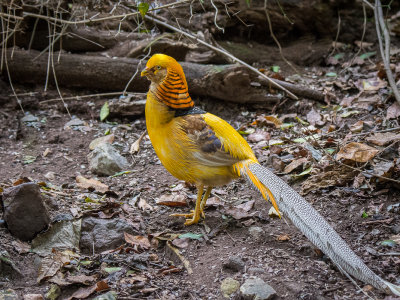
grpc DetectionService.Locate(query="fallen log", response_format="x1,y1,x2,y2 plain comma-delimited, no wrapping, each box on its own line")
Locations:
3,49,323,104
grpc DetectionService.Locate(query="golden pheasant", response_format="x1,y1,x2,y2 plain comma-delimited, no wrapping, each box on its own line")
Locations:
141,53,400,296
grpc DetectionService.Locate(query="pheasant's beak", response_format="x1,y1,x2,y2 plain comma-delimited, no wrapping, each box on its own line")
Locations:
141,67,150,77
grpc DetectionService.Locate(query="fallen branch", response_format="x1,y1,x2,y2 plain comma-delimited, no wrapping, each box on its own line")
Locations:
3,49,281,106
374,0,400,105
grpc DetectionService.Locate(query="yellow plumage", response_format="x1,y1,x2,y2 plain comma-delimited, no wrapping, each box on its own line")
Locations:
142,53,279,225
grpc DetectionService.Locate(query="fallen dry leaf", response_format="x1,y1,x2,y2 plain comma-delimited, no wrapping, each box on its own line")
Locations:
387,102,400,119
89,134,115,150
283,157,308,174
120,274,148,285
247,130,270,143
301,165,358,195
37,251,68,283
156,193,187,207
225,207,255,220
264,115,282,128
124,232,151,249
205,196,224,207
172,237,190,249
235,200,255,212
306,109,323,126
336,142,379,162
67,280,109,300
42,148,51,157
268,206,280,218
277,234,290,241
130,131,146,154
76,175,109,193
360,78,387,91
11,240,30,254
138,197,154,211
350,120,364,133
366,132,400,146
373,161,394,179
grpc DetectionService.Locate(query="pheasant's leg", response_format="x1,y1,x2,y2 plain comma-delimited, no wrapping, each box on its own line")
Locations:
199,187,212,218
170,186,204,225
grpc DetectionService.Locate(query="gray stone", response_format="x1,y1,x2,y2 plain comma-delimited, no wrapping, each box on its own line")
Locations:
223,256,245,272
240,277,276,300
0,289,18,300
248,226,265,241
0,252,22,279
2,183,50,241
88,143,129,176
220,277,240,298
80,217,138,254
93,291,117,300
391,225,400,234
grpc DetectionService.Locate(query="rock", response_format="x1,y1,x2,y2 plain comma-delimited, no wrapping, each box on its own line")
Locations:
240,277,276,300
93,291,117,300
220,277,240,298
391,225,400,234
248,226,265,241
23,295,44,300
87,143,129,176
0,289,18,300
44,172,56,181
45,285,60,300
2,183,50,241
80,217,138,253
0,252,22,279
223,256,245,272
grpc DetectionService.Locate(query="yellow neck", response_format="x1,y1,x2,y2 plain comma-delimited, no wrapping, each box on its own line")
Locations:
145,87,175,127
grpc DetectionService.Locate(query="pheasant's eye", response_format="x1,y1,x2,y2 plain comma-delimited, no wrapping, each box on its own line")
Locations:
156,65,161,70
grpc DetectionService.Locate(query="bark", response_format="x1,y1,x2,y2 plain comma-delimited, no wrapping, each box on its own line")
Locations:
3,49,324,104
3,49,281,105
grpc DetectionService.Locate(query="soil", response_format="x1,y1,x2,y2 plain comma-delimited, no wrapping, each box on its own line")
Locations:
0,47,400,300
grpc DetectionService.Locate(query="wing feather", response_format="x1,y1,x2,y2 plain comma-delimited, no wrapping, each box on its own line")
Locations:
178,113,252,167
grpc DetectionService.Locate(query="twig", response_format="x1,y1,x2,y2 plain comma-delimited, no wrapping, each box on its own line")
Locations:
145,14,298,100
39,92,126,104
210,0,224,32
374,0,400,105
21,0,191,25
123,47,152,95
264,0,299,74
166,241,193,274
362,218,393,225
329,11,341,57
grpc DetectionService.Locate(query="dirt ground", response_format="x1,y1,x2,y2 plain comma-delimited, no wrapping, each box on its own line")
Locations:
0,71,399,300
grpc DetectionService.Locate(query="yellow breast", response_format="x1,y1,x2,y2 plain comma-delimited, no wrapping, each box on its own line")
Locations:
145,93,238,186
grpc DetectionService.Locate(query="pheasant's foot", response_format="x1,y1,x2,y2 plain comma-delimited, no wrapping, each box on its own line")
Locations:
170,210,201,225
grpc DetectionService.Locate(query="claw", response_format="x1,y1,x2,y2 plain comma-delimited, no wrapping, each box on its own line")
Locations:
170,209,202,225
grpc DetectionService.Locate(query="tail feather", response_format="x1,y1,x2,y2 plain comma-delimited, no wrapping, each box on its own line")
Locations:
246,162,400,296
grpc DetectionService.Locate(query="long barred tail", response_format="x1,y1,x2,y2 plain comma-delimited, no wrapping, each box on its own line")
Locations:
243,162,400,296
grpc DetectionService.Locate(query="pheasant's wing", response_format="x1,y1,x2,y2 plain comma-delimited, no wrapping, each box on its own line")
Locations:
178,112,256,167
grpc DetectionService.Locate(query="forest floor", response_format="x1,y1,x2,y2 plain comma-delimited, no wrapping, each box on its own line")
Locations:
1,45,400,300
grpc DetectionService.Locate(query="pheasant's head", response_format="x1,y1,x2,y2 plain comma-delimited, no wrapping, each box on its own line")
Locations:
141,54,187,86
141,54,194,109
